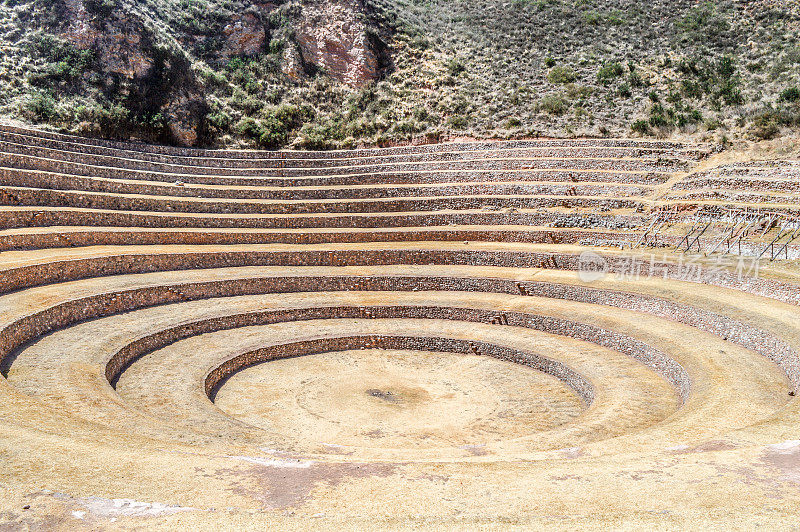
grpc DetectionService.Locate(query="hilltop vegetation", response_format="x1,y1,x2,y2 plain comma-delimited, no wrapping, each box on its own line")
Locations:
0,0,798,148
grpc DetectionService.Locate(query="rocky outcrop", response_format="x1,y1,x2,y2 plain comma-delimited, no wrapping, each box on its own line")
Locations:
58,0,207,146
61,0,152,78
219,7,272,58
11,0,391,147
291,0,384,87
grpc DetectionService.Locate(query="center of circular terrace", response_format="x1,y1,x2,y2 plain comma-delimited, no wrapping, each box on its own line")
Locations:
212,348,584,450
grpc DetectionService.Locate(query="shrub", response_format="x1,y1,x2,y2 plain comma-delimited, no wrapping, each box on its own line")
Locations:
409,35,430,50
606,11,625,26
258,117,290,148
446,58,466,76
677,109,702,128
649,113,671,128
547,66,576,84
22,91,57,122
206,109,232,133
629,71,645,88
538,94,567,115
597,62,624,83
716,56,736,80
235,104,310,148
393,120,418,135
235,116,261,138
717,79,743,105
582,11,602,25
648,104,673,129
631,119,650,134
296,118,348,150
447,115,470,129
28,34,96,88
681,79,704,99
779,87,800,102
544,57,556,68
749,110,780,140
565,84,592,100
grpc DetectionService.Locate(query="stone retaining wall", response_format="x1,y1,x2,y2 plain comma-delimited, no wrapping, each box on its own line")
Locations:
0,168,651,200
3,249,799,306
0,122,696,158
0,150,686,180
0,137,698,170
202,334,596,404
0,209,638,230
0,228,634,252
0,186,641,214
1,274,796,396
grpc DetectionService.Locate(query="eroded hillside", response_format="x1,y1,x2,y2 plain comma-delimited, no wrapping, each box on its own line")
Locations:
0,0,798,148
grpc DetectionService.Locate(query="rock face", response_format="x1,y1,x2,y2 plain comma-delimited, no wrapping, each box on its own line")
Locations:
219,10,268,58
59,0,207,146
61,0,152,78
292,0,383,87
16,0,390,146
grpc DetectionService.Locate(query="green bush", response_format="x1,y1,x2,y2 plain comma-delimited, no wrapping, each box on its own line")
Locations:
582,11,602,25
446,58,466,76
779,87,800,102
749,110,780,140
681,79,704,99
631,119,650,134
259,115,291,148
538,94,567,115
447,115,470,129
235,116,261,138
22,91,57,122
597,62,624,83
605,11,625,26
628,71,645,88
565,84,592,100
206,109,232,132
28,34,96,87
234,104,311,149
547,66,575,84
677,109,702,128
674,55,744,106
296,117,348,150
649,113,671,128
717,79,744,105
648,104,674,129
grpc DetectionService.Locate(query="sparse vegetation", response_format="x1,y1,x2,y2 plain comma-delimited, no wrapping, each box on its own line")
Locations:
0,0,798,147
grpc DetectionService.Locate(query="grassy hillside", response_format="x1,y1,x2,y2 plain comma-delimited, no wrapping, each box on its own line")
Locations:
1,0,799,148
